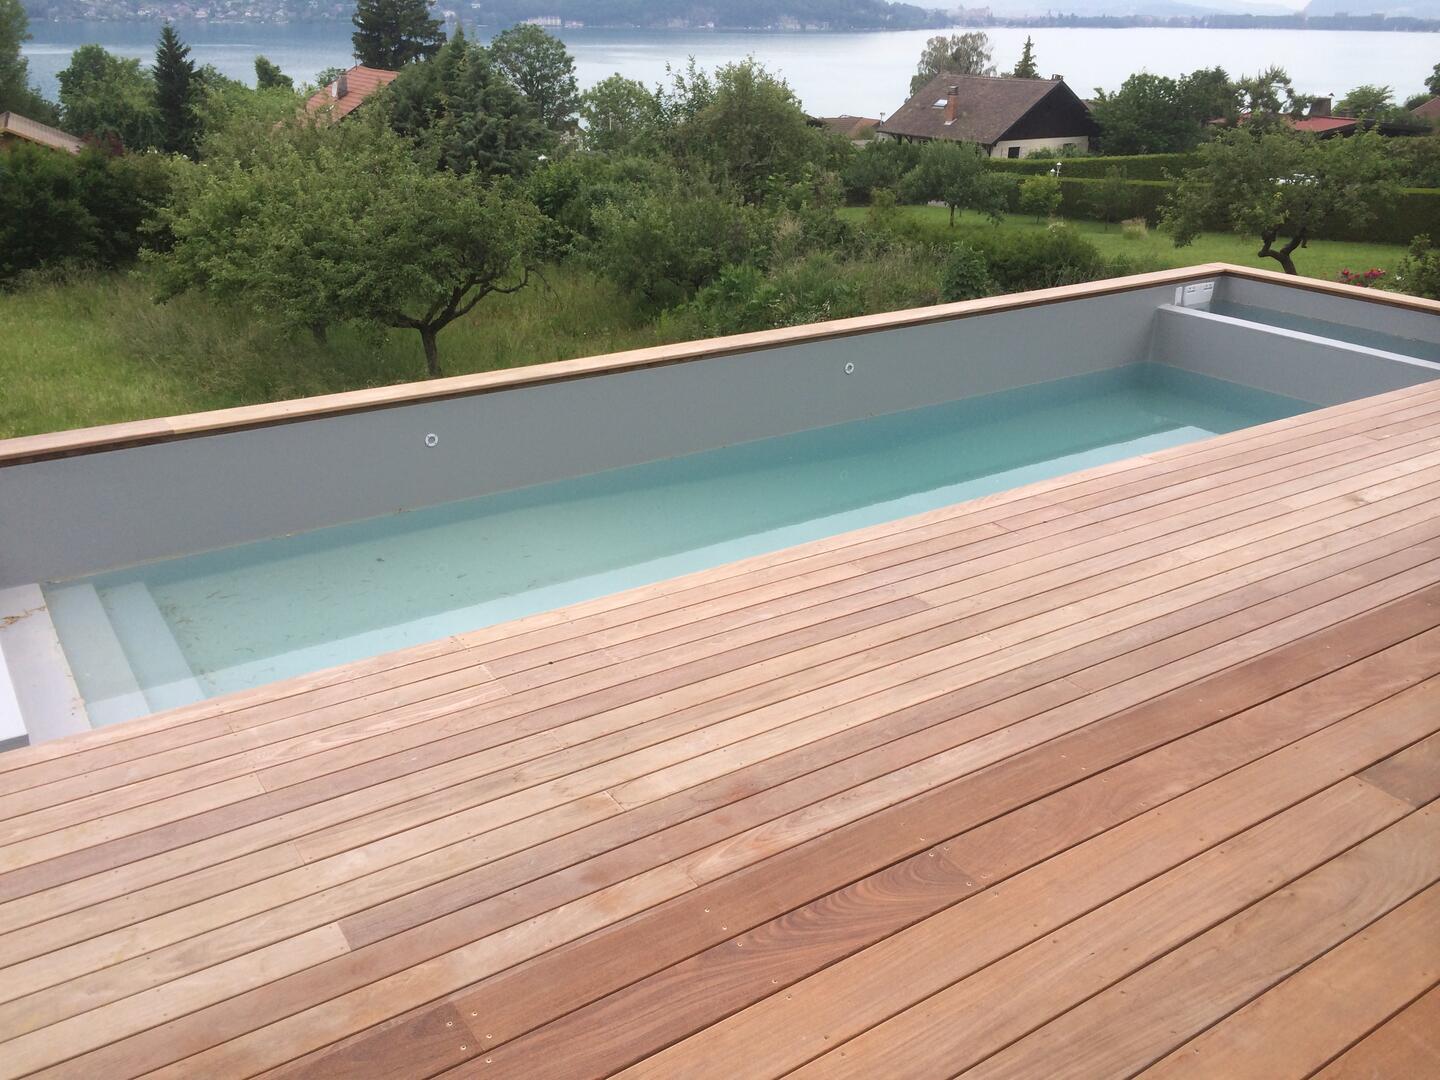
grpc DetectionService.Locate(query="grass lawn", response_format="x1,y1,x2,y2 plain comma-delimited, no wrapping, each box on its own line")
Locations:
848,207,1406,284
0,268,671,440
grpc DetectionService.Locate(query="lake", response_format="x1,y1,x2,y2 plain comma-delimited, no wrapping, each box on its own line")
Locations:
21,21,1440,118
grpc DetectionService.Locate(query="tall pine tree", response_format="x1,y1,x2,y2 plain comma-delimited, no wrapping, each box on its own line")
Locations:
1011,37,1039,80
154,24,200,157
352,0,446,70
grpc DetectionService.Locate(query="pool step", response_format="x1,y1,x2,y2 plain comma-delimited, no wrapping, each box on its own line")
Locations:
42,583,151,727
102,582,205,714
1153,304,1440,407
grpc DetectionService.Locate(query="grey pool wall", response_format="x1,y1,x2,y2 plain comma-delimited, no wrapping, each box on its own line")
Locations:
0,273,1192,589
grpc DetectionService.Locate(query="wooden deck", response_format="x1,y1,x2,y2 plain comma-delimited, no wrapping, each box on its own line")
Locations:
1,378,1439,1078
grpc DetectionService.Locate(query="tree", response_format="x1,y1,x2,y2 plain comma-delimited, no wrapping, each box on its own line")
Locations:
901,139,1013,226
351,0,445,69
910,32,994,96
1178,66,1239,129
254,56,293,92
1018,173,1062,222
670,58,825,205
1092,66,1237,154
1087,166,1133,229
1010,37,1039,80
57,44,159,149
154,25,201,157
383,28,549,178
1337,84,1393,121
156,118,541,376
0,0,58,122
488,24,579,132
1334,83,1422,129
1427,63,1440,97
1236,67,1306,132
1163,128,1398,275
579,74,661,154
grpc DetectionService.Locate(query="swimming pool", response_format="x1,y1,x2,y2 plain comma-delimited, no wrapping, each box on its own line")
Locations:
4,266,1439,742
40,364,1310,725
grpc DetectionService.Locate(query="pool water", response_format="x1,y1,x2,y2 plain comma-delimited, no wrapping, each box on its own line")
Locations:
44,363,1313,726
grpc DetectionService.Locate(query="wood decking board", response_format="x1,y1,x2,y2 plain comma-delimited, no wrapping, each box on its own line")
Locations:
1313,984,1440,1079
10,462,1433,912
1140,881,1440,1080
0,381,1437,1078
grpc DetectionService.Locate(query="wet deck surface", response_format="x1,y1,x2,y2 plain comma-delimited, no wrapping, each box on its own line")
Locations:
1,379,1439,1079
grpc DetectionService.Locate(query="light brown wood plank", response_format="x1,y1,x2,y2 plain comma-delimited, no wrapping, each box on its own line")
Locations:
786,800,1440,1080
1312,985,1440,1080
955,812,1440,1080
615,682,1440,1080
1141,884,1440,1080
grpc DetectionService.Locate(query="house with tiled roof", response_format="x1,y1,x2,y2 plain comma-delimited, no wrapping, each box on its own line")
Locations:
878,74,1097,159
1411,95,1440,123
812,115,882,143
0,111,84,155
303,65,400,122
1226,98,1426,139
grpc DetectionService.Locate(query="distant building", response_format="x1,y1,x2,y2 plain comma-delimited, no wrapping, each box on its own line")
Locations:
0,112,84,155
811,115,882,143
1411,95,1440,123
878,74,1097,159
1228,98,1426,139
303,65,400,123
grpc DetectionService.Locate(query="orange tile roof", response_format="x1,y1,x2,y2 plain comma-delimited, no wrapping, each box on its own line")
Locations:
303,65,400,122
0,111,84,154
1290,115,1359,134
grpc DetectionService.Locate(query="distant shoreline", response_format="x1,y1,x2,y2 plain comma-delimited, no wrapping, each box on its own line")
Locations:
27,17,1440,33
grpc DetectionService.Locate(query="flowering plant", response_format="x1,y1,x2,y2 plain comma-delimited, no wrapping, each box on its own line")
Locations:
1337,268,1385,288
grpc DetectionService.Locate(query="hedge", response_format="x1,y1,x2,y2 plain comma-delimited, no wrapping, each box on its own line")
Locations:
985,153,1198,181
1018,175,1440,244
1328,188,1440,245
1055,176,1173,226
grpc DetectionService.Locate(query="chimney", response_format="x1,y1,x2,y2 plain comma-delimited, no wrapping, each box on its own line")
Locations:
1051,74,1064,82
1310,96,1331,118
945,85,958,124
332,71,349,100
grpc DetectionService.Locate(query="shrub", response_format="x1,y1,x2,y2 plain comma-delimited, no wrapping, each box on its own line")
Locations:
938,244,992,302
841,139,922,203
1395,235,1440,299
964,224,1109,293
0,144,173,285
984,152,1198,180
590,184,761,306
1018,174,1063,222
866,185,901,229
1087,167,1135,229
679,247,940,336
